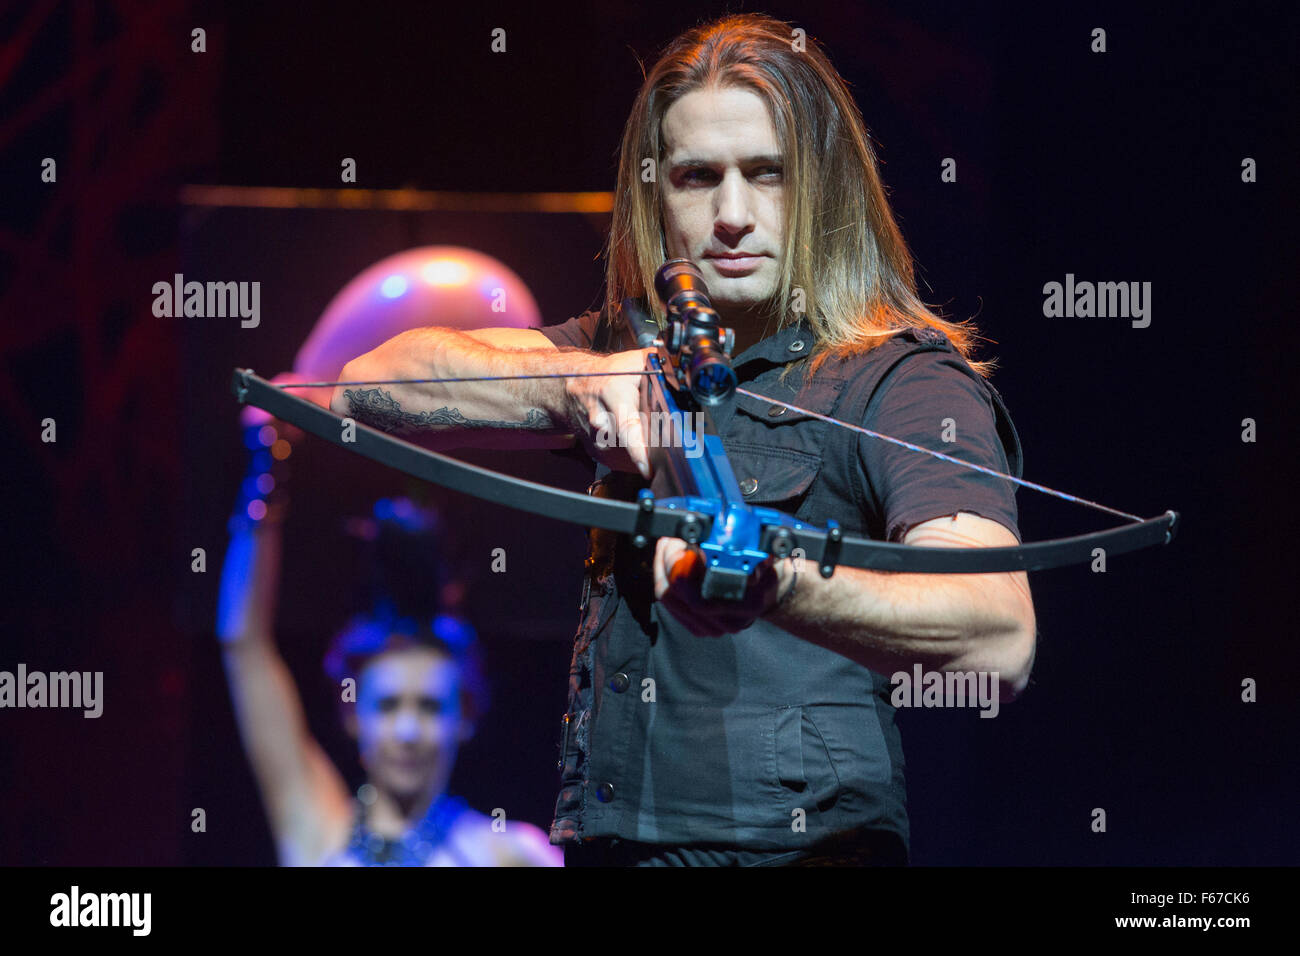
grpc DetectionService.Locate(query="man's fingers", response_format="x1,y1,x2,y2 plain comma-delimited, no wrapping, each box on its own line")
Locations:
653,537,695,599
654,539,713,633
617,403,651,479
652,537,674,599
664,544,759,633
667,543,704,588
590,407,613,441
651,537,785,636
585,401,652,479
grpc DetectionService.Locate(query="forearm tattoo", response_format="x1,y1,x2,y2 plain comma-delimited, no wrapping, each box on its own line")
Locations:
342,387,556,436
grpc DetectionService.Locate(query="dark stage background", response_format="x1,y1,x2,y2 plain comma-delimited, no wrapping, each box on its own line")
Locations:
1,0,1296,866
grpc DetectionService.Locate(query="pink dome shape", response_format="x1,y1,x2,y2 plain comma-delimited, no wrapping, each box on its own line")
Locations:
294,245,541,381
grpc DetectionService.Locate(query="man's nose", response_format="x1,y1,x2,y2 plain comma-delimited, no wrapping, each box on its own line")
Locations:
714,171,755,236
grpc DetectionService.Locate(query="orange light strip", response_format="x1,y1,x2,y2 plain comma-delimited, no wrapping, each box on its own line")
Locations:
178,185,614,213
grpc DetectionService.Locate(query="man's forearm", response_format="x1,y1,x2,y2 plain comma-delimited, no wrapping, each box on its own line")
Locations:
764,563,1035,698
329,326,585,447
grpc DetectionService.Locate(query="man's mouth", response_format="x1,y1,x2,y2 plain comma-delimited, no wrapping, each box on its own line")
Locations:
704,253,767,276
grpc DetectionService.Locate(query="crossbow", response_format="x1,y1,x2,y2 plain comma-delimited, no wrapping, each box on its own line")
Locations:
232,259,1177,595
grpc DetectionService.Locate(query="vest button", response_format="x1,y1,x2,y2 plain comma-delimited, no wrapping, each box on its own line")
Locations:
596,782,615,803
767,404,787,418
788,339,806,352
740,477,759,496
609,672,630,693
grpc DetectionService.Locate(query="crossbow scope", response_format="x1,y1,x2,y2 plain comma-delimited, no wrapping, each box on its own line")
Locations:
642,258,738,406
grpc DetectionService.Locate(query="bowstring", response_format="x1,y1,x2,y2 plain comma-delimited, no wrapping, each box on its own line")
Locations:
734,388,1143,524
281,371,659,387
278,372,1144,524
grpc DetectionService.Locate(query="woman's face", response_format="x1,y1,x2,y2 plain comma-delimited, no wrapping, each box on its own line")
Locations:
352,647,468,799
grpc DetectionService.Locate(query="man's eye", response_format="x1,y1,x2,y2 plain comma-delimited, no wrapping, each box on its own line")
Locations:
677,167,780,185
377,698,399,713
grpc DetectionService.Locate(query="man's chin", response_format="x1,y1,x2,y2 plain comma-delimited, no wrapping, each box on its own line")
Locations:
699,272,773,308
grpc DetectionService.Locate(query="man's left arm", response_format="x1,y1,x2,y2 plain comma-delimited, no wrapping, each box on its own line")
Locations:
653,519,1036,702
653,348,1037,700
768,514,1035,701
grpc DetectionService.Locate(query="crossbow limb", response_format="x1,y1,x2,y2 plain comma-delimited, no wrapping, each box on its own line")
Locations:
231,367,1177,581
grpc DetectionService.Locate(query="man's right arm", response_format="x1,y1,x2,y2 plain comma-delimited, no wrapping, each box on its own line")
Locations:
329,326,653,476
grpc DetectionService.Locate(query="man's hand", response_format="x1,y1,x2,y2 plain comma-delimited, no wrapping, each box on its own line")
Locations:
565,348,656,479
652,536,788,636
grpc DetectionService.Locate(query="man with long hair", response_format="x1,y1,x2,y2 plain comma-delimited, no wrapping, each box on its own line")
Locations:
331,13,1036,865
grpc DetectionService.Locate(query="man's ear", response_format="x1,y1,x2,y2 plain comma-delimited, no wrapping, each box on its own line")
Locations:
343,708,359,740
457,719,476,744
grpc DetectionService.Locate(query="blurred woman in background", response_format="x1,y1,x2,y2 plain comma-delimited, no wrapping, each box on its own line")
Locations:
217,408,560,866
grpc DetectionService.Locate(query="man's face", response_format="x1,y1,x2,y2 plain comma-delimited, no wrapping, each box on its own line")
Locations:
660,85,785,317
352,647,468,799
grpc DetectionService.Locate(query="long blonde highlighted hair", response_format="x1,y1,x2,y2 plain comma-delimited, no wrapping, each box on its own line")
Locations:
604,12,992,378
